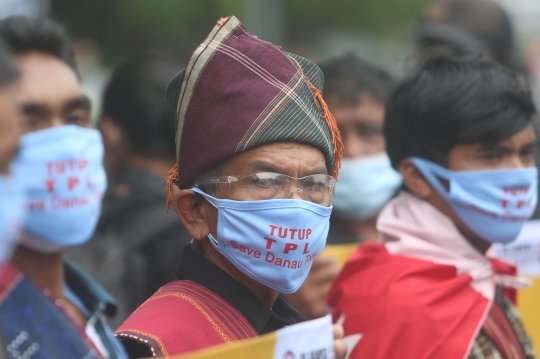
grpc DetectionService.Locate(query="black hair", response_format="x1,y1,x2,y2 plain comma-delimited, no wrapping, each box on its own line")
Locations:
102,56,180,159
384,52,536,170
0,16,77,74
0,38,18,86
319,52,392,104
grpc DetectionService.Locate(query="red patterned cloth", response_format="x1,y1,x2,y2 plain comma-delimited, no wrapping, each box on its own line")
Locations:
326,192,533,359
482,301,526,359
115,280,257,357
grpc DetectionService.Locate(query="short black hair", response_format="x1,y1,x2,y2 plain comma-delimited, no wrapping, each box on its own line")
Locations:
0,16,77,74
319,52,392,103
384,52,536,170
102,56,180,159
0,38,18,86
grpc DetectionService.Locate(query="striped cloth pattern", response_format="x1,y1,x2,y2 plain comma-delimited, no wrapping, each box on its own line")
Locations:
165,16,339,190
469,290,537,359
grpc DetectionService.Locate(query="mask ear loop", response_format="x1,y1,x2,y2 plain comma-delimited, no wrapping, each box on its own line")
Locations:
410,157,453,201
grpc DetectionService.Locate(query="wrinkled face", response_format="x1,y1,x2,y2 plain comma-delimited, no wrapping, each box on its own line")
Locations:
0,86,20,175
14,52,91,134
326,93,385,158
205,141,327,236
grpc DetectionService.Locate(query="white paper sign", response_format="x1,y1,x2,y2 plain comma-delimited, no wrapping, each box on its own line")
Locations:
493,220,540,276
273,314,335,359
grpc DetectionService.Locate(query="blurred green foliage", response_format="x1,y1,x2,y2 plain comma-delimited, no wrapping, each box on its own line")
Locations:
288,0,429,36
50,0,431,63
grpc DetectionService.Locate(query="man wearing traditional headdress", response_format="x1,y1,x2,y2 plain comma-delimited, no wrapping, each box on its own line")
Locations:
115,16,345,358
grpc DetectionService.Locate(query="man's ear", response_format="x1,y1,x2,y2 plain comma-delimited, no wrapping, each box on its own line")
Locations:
399,158,432,199
173,189,211,240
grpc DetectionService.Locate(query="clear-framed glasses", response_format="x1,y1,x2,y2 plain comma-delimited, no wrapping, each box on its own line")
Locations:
195,172,336,206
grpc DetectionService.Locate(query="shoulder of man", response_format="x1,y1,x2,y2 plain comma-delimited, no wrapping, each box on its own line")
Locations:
115,280,257,357
327,242,490,359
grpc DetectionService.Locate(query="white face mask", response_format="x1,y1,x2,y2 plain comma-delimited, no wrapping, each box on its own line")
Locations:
412,157,538,244
193,188,332,294
11,125,107,251
333,153,402,221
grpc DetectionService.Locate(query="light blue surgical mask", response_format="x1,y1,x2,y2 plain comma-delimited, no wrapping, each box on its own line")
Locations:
192,187,332,294
333,153,402,221
0,174,26,265
11,125,107,251
412,157,538,244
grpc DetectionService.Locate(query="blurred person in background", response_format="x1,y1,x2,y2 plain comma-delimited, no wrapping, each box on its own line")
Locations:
0,36,22,359
320,53,399,245
286,53,400,319
328,53,537,359
68,56,192,328
115,16,346,359
0,16,127,359
74,39,111,125
416,0,523,74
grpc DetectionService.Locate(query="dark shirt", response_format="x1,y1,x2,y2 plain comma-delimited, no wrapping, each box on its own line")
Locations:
178,245,306,334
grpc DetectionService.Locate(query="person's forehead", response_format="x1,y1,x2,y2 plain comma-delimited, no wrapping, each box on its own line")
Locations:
228,141,327,173
14,52,82,106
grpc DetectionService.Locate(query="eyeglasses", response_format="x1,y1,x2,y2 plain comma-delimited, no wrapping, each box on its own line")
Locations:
196,172,336,206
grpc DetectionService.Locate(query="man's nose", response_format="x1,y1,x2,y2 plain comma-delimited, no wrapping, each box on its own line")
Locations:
50,117,64,128
286,187,306,200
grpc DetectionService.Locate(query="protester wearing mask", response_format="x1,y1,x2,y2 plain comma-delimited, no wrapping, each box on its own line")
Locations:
0,17,127,359
115,16,346,359
286,53,399,319
327,53,537,359
321,53,399,243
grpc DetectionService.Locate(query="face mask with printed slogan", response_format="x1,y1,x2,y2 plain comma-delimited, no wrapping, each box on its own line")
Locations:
192,187,332,294
411,157,538,244
11,125,107,252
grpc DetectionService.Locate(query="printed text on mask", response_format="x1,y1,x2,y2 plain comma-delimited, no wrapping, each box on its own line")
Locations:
28,159,99,211
229,225,317,269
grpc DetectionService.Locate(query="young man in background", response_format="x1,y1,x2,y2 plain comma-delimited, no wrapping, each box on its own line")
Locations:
0,16,127,359
328,53,538,359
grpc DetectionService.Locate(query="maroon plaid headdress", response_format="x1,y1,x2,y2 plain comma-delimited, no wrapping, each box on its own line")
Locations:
165,16,343,208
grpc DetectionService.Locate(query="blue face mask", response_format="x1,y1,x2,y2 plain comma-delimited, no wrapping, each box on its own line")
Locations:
192,187,332,294
0,174,26,265
412,157,538,244
11,125,107,251
333,153,402,221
